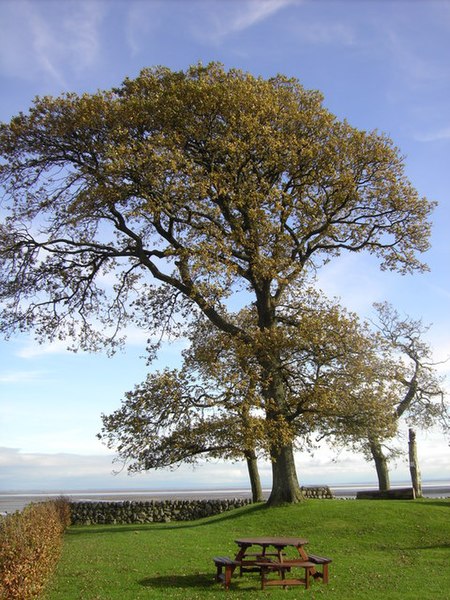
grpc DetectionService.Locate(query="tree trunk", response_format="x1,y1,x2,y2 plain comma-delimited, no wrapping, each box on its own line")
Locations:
245,450,264,503
267,443,304,506
369,437,391,491
408,428,422,498
256,318,303,505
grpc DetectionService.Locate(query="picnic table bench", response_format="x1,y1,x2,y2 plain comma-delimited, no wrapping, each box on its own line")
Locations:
257,559,316,589
213,556,242,590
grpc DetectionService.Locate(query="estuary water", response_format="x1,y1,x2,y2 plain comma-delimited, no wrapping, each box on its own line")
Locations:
1,481,449,514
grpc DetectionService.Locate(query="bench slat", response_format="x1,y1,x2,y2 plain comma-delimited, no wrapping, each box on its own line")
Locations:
213,556,240,565
307,554,332,564
258,560,315,569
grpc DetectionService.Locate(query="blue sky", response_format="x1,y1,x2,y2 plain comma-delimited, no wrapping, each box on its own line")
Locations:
0,0,449,492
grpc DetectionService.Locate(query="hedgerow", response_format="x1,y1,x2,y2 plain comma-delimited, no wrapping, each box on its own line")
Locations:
0,499,70,599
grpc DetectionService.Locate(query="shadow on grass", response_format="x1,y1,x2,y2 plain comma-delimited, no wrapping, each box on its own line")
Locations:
138,573,216,590
414,500,450,508
138,572,257,593
67,502,269,536
406,542,450,550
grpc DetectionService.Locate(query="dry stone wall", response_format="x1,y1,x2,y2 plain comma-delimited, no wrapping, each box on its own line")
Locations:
69,498,252,525
69,487,333,525
301,486,334,499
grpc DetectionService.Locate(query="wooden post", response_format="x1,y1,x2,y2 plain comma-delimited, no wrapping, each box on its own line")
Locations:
408,428,422,498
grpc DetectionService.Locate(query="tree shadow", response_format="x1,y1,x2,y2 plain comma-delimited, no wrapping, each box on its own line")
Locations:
138,572,216,590
414,500,450,508
139,572,258,592
405,542,450,551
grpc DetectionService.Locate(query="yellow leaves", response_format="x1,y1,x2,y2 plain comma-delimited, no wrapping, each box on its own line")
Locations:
1,63,434,343
0,502,67,600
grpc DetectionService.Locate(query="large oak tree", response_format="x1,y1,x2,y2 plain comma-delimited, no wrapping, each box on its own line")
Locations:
0,63,434,503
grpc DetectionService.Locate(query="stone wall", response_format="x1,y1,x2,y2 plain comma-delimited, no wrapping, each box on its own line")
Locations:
301,486,334,499
69,498,252,525
69,487,334,525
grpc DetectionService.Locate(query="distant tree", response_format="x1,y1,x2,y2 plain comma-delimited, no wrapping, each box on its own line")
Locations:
367,303,448,494
0,63,434,504
98,367,266,503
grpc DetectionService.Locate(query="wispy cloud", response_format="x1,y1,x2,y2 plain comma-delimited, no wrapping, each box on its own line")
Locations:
223,0,298,35
125,0,300,56
0,370,46,384
15,339,73,359
0,0,105,85
1,436,448,493
190,0,299,44
61,2,104,73
379,10,450,91
12,326,185,359
316,253,387,316
414,126,450,143
0,446,255,491
126,0,162,57
288,20,355,46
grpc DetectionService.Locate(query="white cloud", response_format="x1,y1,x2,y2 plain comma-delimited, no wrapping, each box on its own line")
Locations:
0,446,256,491
0,447,119,486
414,126,450,143
315,253,387,316
382,23,449,89
15,339,74,359
289,21,355,46
1,421,449,494
0,370,46,384
126,0,163,57
225,0,297,34
125,0,300,55
0,0,105,85
12,326,185,358
190,0,299,44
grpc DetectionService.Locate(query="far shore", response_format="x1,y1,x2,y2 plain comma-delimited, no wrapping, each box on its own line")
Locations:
1,481,449,514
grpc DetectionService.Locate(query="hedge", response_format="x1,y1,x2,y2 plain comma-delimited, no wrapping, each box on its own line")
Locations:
0,498,70,600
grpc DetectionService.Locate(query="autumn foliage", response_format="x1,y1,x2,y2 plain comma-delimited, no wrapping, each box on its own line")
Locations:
0,498,70,599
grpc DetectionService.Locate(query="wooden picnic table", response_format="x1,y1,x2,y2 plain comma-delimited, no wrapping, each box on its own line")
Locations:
214,536,331,590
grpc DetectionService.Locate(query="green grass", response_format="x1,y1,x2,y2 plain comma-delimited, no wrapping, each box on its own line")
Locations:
42,499,450,600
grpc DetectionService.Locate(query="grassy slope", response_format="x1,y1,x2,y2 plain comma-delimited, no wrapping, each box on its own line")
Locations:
43,499,450,600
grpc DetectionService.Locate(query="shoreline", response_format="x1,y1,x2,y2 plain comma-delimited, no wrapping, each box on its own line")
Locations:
1,482,449,514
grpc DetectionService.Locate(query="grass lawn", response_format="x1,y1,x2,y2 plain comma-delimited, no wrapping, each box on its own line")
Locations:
42,498,450,600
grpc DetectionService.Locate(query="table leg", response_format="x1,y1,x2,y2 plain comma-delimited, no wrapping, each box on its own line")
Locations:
224,565,233,590
234,544,250,577
305,565,310,590
297,545,317,578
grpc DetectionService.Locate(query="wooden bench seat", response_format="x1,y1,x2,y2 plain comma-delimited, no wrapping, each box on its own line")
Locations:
306,554,332,583
213,556,241,590
258,560,316,589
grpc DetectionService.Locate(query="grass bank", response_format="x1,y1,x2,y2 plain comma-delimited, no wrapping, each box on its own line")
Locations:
43,498,450,600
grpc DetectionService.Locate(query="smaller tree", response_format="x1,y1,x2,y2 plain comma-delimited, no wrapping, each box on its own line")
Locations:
361,303,448,493
98,366,267,502
100,289,399,501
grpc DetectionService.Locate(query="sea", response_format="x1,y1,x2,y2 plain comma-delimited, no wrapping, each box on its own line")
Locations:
1,480,449,514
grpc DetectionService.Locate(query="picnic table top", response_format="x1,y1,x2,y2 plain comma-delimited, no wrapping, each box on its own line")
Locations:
234,536,309,548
